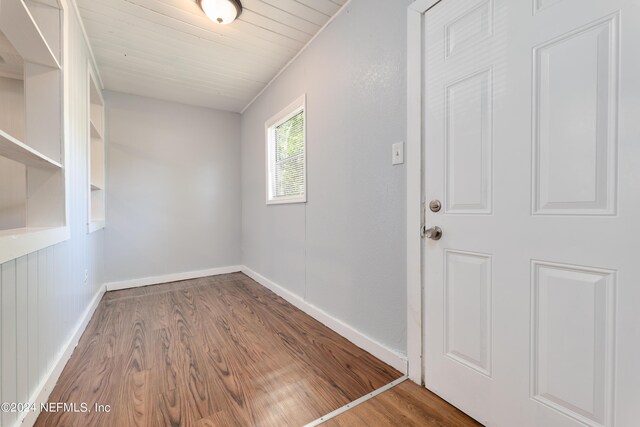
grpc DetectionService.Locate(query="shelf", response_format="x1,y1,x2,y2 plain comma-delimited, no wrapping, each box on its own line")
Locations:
90,183,103,191
88,220,105,233
0,0,60,69
0,128,62,169
90,81,104,107
0,226,69,265
90,120,103,139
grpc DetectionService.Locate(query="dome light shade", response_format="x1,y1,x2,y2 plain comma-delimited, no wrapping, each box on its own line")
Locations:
197,0,242,25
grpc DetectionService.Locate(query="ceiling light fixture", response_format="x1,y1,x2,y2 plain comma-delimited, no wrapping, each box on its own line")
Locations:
197,0,242,25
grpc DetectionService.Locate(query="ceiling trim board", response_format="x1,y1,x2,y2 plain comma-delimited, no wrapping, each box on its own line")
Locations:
240,9,316,41
80,18,292,70
76,0,350,112
98,64,256,102
257,0,331,25
84,21,287,75
93,57,265,98
225,0,324,32
102,77,246,111
89,41,274,85
87,0,307,50
292,0,341,16
240,0,352,113
79,3,304,59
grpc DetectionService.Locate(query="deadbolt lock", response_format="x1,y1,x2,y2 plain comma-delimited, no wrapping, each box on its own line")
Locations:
429,200,442,213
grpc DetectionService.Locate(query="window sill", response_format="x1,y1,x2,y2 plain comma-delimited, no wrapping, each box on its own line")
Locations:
88,220,105,234
0,226,70,264
267,196,307,206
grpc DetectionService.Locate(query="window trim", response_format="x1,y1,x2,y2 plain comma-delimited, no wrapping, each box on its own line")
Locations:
265,94,307,205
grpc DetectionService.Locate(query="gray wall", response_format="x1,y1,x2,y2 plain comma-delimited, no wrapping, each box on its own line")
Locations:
104,92,241,283
241,0,410,354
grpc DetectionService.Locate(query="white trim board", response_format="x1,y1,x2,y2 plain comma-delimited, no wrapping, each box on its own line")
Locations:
406,0,442,386
241,266,408,374
104,265,242,291
18,284,106,427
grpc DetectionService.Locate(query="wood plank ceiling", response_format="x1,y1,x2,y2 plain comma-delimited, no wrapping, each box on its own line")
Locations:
77,0,347,112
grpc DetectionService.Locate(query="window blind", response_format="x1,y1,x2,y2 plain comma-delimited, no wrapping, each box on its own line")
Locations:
270,110,305,199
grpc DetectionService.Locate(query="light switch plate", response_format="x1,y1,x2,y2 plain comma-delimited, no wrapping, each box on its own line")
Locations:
392,142,404,165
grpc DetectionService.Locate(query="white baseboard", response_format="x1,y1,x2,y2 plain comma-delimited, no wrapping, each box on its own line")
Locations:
104,265,242,291
18,284,106,427
240,266,408,374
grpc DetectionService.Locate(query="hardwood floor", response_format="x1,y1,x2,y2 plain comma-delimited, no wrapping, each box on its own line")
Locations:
35,272,477,426
35,273,401,426
326,380,481,427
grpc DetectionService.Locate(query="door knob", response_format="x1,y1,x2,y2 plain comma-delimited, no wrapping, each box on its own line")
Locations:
422,226,443,240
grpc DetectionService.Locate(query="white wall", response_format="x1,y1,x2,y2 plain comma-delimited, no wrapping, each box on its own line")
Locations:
241,0,410,354
103,92,241,283
0,6,105,427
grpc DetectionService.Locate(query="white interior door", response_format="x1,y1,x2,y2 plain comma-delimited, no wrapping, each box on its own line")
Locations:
421,0,640,426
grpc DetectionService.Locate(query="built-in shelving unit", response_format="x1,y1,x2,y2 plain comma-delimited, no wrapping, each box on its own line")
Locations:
0,0,61,69
88,67,106,233
0,0,67,264
0,129,62,169
90,120,103,139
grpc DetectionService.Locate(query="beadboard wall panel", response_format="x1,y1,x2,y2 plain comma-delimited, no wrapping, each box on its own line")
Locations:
0,5,105,427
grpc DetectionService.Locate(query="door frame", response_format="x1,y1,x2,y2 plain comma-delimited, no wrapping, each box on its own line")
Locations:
406,0,443,384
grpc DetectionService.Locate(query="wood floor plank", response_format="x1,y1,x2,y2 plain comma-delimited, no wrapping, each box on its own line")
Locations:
33,273,403,426
325,380,482,427
34,273,465,426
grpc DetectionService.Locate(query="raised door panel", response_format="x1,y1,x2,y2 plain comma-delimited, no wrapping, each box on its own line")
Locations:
445,69,493,214
445,250,492,376
445,0,493,59
531,261,615,427
532,15,618,215
534,0,566,13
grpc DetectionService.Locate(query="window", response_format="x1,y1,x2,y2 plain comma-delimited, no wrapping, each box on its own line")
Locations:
266,95,306,204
